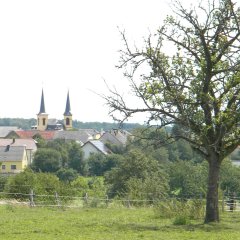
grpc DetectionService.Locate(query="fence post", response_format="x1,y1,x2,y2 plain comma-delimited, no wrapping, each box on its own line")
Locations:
126,197,131,208
222,194,225,212
84,192,88,205
29,189,35,207
105,194,109,207
55,192,61,208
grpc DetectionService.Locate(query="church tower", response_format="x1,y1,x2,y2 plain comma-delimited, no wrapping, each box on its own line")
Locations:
37,89,48,131
63,91,73,130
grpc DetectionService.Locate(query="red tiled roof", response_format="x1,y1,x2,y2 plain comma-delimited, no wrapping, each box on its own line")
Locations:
14,130,55,140
37,131,56,140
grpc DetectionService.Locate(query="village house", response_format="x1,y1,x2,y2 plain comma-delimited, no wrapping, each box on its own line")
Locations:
82,140,111,160
0,145,28,174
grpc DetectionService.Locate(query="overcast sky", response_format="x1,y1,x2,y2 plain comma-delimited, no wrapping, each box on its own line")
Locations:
0,0,185,123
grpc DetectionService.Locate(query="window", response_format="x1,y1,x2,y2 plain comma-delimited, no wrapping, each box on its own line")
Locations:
66,118,70,126
2,165,5,170
43,118,46,126
11,165,16,170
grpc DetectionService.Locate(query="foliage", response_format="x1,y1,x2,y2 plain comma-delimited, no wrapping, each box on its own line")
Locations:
4,169,61,198
56,168,79,183
0,117,141,131
105,149,169,199
104,0,240,222
32,148,62,172
33,133,46,148
220,159,240,196
154,199,205,220
87,153,121,176
72,120,141,131
0,118,36,130
68,141,86,174
167,160,208,198
70,176,106,198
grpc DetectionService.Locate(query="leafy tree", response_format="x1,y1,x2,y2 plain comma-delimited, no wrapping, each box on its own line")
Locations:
105,149,169,198
220,159,240,195
46,139,69,167
87,153,121,176
32,148,62,172
33,133,46,148
167,160,208,198
56,168,79,183
129,127,170,163
68,142,86,175
5,168,61,197
105,0,240,222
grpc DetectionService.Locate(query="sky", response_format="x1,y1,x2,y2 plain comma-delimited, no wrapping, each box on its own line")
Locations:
0,0,186,123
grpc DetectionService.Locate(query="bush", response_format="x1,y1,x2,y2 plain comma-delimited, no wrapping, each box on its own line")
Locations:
154,198,205,220
173,215,189,225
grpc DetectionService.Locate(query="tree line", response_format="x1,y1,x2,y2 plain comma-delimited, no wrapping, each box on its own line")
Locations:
1,126,240,210
0,118,141,131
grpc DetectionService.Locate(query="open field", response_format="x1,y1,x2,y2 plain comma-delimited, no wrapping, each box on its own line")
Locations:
0,205,240,240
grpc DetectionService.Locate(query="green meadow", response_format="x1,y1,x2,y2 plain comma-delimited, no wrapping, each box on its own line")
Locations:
0,205,239,240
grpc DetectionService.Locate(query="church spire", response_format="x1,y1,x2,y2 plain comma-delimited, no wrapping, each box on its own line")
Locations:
64,91,72,116
63,91,73,130
37,89,48,131
39,89,46,114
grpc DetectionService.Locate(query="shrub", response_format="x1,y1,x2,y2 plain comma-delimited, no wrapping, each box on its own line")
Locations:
173,215,189,225
154,198,205,220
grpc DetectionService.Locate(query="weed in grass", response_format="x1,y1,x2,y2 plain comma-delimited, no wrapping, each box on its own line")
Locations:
5,204,15,212
173,215,190,225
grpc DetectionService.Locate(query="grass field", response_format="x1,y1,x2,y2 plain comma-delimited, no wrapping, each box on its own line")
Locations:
0,205,239,240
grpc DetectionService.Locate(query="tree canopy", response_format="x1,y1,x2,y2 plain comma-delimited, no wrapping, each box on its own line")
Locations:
105,0,240,223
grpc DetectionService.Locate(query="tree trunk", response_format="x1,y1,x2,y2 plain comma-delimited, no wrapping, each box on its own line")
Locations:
205,154,221,223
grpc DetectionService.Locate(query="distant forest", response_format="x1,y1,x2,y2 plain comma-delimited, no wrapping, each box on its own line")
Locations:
0,118,142,131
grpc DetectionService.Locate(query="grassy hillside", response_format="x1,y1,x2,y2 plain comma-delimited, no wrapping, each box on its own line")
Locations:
0,205,239,240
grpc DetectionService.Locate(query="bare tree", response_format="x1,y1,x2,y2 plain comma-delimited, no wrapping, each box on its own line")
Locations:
104,0,240,222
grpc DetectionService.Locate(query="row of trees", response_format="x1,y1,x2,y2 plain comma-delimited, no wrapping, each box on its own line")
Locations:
29,127,240,201
0,118,140,131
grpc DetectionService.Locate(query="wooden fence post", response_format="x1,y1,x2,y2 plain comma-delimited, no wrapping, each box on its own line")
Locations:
126,197,131,208
105,195,109,207
55,192,61,208
84,192,88,205
29,189,35,207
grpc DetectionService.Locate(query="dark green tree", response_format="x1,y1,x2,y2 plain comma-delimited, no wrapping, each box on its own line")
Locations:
68,142,86,175
167,160,208,198
56,168,79,183
105,149,169,199
220,158,240,195
32,148,62,172
88,153,121,176
105,0,240,222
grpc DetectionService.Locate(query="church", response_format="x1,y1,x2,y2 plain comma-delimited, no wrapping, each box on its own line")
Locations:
33,89,73,131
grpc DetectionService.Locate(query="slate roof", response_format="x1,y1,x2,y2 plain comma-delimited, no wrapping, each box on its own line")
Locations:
83,140,111,155
53,130,93,144
0,139,37,151
64,91,72,116
100,129,130,146
39,89,46,114
0,126,19,138
0,146,25,161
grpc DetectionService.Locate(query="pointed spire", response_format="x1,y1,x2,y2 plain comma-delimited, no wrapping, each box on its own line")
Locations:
64,91,72,116
39,89,46,114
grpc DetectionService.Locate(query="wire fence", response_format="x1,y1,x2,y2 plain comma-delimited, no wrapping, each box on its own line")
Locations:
0,190,239,213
